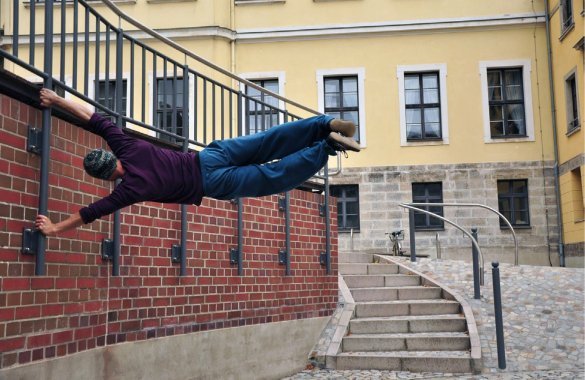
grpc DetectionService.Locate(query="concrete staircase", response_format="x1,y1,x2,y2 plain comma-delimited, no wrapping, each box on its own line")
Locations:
327,252,481,373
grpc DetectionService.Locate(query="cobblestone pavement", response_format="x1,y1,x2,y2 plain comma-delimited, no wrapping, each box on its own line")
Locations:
283,258,585,380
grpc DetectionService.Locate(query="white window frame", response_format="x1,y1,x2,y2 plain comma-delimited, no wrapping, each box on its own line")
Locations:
316,67,366,148
238,71,286,135
479,59,535,143
148,71,195,143
397,64,449,146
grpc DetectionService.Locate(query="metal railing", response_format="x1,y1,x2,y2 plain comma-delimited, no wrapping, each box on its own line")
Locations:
399,202,519,298
2,0,338,276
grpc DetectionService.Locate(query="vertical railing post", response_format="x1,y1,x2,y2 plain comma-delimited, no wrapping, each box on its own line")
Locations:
180,65,190,276
12,0,19,57
35,0,55,276
471,227,481,299
324,163,331,274
110,27,124,277
492,262,506,369
408,209,416,262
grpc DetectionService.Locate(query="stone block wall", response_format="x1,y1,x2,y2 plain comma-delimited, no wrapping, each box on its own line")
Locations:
0,94,338,370
331,162,560,266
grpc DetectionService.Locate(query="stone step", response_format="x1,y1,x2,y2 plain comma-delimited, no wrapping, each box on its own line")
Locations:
355,300,461,318
342,332,471,352
350,286,442,302
349,315,467,334
343,274,421,288
339,263,400,275
339,252,375,263
335,351,473,373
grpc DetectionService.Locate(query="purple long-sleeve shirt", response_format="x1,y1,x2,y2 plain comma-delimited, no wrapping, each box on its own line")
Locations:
78,114,204,224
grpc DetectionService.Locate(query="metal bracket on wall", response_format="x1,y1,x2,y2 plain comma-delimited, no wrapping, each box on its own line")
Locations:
101,238,114,261
171,244,181,263
278,249,288,265
27,126,42,155
21,227,38,255
278,197,287,211
319,204,326,217
230,248,240,265
319,251,329,267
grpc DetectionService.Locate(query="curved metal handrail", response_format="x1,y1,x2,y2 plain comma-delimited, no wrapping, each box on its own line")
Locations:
408,202,519,266
398,203,485,284
100,0,320,117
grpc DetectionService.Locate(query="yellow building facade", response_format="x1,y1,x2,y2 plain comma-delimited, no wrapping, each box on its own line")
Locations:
1,0,582,266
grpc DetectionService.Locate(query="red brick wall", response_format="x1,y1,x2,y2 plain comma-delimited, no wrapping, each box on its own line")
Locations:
0,94,338,369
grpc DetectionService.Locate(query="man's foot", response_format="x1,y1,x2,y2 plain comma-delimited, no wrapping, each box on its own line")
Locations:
327,132,361,153
330,119,356,138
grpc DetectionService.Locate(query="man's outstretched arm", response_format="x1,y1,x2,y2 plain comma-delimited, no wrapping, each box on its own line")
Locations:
35,213,84,237
40,88,93,123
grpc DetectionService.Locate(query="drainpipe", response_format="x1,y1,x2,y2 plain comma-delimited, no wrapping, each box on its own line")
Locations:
544,0,565,267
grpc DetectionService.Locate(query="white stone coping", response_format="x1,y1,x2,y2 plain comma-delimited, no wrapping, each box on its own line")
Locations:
375,255,483,374
324,275,356,369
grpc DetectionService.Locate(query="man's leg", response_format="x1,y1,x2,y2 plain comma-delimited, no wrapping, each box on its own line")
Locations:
204,115,333,168
202,140,336,200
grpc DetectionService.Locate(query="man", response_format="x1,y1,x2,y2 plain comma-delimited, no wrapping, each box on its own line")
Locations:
35,89,360,236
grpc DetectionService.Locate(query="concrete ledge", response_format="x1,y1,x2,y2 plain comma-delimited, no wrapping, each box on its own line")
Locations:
324,275,356,369
0,317,329,380
375,255,483,374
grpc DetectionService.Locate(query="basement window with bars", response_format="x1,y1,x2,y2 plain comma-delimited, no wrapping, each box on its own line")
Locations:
412,182,444,230
95,79,127,125
155,77,185,144
245,79,280,134
330,185,360,232
497,179,530,227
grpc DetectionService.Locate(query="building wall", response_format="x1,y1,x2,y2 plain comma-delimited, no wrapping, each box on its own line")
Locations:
0,94,338,370
547,0,584,260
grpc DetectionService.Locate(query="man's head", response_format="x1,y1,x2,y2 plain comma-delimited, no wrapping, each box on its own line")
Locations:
83,149,118,180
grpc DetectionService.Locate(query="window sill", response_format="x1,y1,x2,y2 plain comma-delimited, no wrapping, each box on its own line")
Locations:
403,139,446,147
25,0,136,7
559,23,575,41
500,225,531,230
235,0,285,5
414,227,445,232
339,229,360,233
566,125,581,137
147,0,196,3
485,135,532,144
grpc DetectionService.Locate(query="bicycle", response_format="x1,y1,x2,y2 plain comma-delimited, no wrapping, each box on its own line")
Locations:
386,229,407,256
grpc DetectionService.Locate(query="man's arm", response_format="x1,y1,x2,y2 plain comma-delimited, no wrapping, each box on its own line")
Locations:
40,88,93,123
35,213,84,237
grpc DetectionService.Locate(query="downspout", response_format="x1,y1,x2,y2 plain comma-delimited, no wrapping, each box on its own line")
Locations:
544,0,565,266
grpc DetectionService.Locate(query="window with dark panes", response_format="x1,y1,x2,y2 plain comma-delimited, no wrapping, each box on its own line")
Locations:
566,74,580,132
405,72,442,141
324,76,359,142
561,0,574,31
330,185,360,231
488,68,526,138
95,79,127,125
246,79,280,134
497,179,530,227
155,77,185,144
412,182,444,230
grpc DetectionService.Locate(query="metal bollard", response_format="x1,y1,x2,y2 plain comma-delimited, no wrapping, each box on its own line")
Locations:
471,228,480,299
492,262,506,369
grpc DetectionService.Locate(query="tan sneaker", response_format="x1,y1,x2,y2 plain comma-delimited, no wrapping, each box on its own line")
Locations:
327,132,361,153
330,119,356,138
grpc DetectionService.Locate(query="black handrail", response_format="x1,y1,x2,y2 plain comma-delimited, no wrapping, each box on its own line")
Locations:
4,0,333,276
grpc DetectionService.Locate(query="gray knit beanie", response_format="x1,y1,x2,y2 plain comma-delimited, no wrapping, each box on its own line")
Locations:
83,149,118,180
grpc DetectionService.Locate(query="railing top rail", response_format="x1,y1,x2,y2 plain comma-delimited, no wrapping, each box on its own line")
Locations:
99,0,321,117
404,202,519,266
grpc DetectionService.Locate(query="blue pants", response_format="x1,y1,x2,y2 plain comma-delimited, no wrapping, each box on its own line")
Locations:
199,115,335,200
